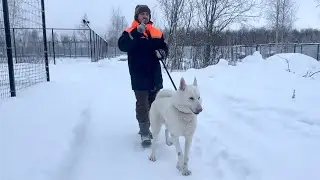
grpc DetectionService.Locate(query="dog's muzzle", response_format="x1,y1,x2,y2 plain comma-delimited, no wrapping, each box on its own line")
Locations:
193,107,203,115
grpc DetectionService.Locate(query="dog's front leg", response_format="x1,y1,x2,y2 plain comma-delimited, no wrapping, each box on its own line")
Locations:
171,135,184,171
181,136,193,176
149,132,159,161
165,128,173,146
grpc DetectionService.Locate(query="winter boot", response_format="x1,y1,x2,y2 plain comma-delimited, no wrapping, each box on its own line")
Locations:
139,122,152,146
140,133,152,147
138,130,153,139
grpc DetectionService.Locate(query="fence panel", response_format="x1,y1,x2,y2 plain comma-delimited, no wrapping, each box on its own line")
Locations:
179,43,320,69
227,43,320,62
44,28,108,63
0,0,12,98
0,0,50,99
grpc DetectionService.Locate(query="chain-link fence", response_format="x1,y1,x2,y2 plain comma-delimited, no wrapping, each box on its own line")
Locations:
179,43,320,69
0,0,109,99
218,43,320,63
0,0,49,98
107,46,126,58
1,28,109,65
44,28,108,64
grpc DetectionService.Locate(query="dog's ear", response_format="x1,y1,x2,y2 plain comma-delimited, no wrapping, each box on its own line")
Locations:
193,77,197,86
179,77,186,91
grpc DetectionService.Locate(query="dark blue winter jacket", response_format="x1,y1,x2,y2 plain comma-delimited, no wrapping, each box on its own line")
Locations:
117,20,168,91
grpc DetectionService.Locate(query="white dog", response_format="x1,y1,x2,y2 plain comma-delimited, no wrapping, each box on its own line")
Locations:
148,77,203,176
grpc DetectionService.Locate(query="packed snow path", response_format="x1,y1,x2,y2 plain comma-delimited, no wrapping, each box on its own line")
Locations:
55,59,229,180
1,53,320,180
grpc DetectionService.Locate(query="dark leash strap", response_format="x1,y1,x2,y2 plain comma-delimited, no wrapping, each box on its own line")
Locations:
145,29,177,91
160,58,177,91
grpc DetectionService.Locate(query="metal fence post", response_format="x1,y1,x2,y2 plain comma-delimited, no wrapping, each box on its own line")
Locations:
51,28,56,64
12,28,18,63
2,0,16,97
93,34,96,62
317,43,320,61
87,41,90,58
80,42,83,57
98,38,100,59
269,44,271,56
231,46,234,63
89,30,93,61
99,38,102,59
106,42,108,58
41,0,50,81
96,34,98,61
74,41,77,58
69,41,72,57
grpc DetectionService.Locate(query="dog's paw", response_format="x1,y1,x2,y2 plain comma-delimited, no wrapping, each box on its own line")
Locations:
149,155,156,162
181,169,192,176
177,163,192,176
176,162,183,171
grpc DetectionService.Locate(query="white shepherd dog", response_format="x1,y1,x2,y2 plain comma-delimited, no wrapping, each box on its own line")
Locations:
148,77,203,176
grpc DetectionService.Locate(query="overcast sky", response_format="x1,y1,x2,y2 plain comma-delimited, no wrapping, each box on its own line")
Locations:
45,0,320,35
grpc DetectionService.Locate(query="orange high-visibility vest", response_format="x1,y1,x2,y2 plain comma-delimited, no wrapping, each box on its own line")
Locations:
124,20,163,39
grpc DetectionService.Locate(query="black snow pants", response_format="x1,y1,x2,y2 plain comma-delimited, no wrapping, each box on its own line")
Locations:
134,89,159,136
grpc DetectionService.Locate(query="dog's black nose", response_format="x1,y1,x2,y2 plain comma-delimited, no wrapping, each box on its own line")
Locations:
195,107,203,114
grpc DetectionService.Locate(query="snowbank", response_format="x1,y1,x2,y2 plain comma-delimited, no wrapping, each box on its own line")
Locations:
266,53,320,78
163,52,320,180
178,52,320,114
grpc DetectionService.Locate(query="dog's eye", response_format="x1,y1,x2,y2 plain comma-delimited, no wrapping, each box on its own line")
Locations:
189,97,194,100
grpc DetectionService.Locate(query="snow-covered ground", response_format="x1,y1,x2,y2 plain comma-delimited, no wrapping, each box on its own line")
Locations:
1,52,320,180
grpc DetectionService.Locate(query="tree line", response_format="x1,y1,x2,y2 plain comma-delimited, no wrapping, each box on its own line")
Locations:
162,27,320,47
1,0,320,68
104,0,320,69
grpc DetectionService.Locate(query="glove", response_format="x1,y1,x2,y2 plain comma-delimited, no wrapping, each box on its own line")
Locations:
155,49,167,60
137,23,146,33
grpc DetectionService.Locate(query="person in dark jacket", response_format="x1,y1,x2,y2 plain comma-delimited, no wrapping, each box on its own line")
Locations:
117,5,168,146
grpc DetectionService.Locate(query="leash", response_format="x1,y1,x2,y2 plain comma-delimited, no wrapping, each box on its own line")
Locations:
156,51,177,91
146,28,178,91
161,59,177,91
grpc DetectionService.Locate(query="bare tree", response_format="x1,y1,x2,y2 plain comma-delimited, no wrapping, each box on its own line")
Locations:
316,0,320,7
177,0,197,70
157,0,188,69
151,4,159,27
8,0,23,28
0,0,23,43
195,0,258,67
264,0,298,45
280,0,297,42
106,6,128,56
76,13,90,41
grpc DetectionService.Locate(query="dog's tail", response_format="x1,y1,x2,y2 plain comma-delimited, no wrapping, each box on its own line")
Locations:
156,89,174,99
